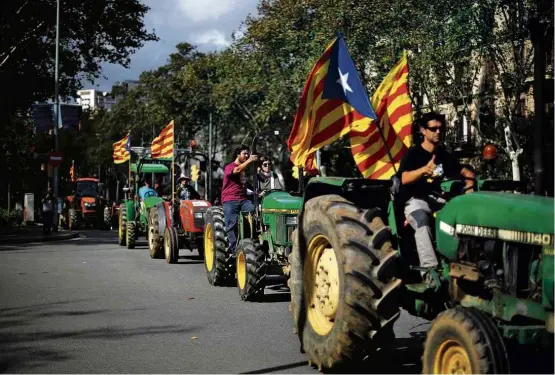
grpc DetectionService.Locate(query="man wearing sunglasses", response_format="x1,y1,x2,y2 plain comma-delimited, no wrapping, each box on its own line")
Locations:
397,112,475,286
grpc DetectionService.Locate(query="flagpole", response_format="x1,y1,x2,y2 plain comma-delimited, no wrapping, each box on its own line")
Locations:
171,121,175,201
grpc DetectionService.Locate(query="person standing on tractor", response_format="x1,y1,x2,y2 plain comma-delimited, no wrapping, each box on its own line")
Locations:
222,146,257,253
177,174,201,200
398,112,476,284
256,156,284,195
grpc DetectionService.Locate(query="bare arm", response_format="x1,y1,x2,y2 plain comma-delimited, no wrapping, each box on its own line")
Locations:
401,167,426,185
461,167,476,192
232,155,257,174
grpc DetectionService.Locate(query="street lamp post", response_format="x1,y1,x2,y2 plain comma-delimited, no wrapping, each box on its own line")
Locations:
52,0,61,228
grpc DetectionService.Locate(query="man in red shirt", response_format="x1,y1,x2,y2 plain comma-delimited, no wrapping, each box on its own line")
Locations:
222,145,258,253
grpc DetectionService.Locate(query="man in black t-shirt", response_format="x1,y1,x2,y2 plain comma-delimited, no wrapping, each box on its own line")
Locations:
398,112,475,283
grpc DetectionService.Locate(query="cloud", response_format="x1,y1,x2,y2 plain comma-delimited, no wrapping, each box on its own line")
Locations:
92,0,258,92
192,30,230,48
176,0,236,22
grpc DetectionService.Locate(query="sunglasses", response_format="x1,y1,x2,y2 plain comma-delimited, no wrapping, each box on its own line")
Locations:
262,163,270,167
425,125,443,133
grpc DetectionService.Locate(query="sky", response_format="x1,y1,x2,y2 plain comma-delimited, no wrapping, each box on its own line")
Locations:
93,0,259,92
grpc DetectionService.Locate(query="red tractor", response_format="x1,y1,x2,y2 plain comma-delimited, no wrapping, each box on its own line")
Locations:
62,177,110,230
147,150,212,263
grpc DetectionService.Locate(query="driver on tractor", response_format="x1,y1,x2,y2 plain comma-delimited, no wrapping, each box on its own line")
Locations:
177,174,201,200
398,112,475,285
138,177,158,200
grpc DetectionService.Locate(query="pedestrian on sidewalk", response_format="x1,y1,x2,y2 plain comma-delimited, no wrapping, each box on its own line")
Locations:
42,187,55,235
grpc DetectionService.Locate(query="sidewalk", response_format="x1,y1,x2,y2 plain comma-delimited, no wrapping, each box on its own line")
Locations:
0,225,79,245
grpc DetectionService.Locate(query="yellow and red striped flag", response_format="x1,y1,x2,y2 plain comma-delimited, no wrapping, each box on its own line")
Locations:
287,34,378,174
350,51,413,179
112,133,131,164
151,120,174,159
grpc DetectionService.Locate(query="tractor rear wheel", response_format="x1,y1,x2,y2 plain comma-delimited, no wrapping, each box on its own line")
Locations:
118,206,127,246
290,195,401,371
422,307,509,374
69,208,79,230
204,206,234,286
126,222,136,249
164,227,179,264
236,239,266,301
148,209,163,259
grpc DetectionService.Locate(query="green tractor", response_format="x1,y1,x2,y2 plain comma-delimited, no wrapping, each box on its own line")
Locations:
203,131,303,301
289,173,554,372
117,148,172,249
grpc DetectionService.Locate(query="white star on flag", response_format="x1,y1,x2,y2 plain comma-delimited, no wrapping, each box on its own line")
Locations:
337,68,353,95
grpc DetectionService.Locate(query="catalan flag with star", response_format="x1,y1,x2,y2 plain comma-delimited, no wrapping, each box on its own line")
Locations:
112,133,131,164
350,51,413,179
151,120,174,159
287,33,378,173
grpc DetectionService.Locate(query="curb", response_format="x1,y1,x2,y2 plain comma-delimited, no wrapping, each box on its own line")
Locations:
0,232,80,245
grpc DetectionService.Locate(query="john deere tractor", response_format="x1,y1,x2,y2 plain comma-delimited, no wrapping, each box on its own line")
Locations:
203,131,303,301
289,173,554,373
117,148,172,249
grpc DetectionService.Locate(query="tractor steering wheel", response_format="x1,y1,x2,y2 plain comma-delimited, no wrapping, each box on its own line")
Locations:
442,176,478,195
143,190,157,198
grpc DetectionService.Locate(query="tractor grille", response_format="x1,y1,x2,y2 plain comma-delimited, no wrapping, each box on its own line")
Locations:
193,206,209,229
276,215,297,244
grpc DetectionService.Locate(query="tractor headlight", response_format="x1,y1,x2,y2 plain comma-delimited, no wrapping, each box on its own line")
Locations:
286,216,297,226
194,212,204,219
84,202,96,208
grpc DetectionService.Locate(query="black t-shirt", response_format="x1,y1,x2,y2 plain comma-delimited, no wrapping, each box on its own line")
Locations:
397,145,462,201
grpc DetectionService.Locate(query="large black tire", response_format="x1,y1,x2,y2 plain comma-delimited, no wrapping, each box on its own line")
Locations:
69,208,79,230
103,206,111,230
164,227,179,264
203,206,234,286
118,206,127,246
422,307,509,374
148,208,163,259
290,195,401,371
126,221,136,249
236,239,266,301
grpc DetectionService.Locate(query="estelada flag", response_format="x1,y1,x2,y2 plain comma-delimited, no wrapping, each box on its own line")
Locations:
350,51,413,179
287,33,378,174
151,120,174,159
113,133,131,164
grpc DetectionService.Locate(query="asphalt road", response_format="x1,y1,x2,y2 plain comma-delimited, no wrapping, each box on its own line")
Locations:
0,230,503,373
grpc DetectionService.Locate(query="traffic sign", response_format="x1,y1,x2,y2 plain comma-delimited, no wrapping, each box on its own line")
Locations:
48,151,63,167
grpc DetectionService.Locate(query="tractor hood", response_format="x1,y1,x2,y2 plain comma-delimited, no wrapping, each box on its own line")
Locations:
438,191,554,236
261,191,303,214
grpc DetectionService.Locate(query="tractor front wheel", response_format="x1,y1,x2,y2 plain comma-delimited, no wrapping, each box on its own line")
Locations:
204,206,234,286
236,239,266,301
164,227,179,264
422,307,509,374
126,222,136,249
148,209,163,259
118,206,127,246
103,206,111,230
290,195,401,371
69,208,79,230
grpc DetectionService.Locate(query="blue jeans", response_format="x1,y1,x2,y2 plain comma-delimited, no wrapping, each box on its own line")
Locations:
223,199,255,253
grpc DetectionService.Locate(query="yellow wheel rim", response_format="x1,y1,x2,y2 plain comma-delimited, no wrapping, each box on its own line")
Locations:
304,234,340,336
433,339,472,374
69,214,73,230
204,223,214,271
237,251,247,289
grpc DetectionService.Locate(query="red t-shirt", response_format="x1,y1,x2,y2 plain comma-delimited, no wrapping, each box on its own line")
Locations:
221,162,246,203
